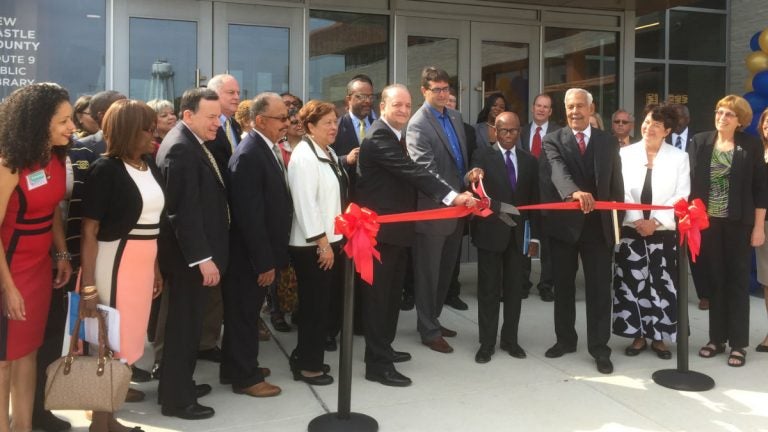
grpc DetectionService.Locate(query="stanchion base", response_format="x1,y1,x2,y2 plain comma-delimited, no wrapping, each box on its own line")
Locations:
308,412,379,432
652,369,715,392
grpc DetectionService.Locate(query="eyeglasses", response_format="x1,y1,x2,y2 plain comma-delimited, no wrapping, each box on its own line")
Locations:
352,94,375,102
261,114,291,123
290,119,300,126
80,111,92,117
496,127,520,135
613,120,630,125
427,86,451,94
715,109,737,119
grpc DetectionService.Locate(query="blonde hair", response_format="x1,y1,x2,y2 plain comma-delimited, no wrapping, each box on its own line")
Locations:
715,95,753,131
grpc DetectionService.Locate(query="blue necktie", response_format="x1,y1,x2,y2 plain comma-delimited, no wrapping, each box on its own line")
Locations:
439,114,465,179
505,149,517,191
675,135,682,150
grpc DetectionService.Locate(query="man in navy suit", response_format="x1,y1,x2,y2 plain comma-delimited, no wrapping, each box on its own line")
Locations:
220,92,291,398
468,111,540,364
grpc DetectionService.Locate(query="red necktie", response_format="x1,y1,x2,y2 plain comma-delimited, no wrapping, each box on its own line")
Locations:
531,126,542,158
576,132,586,156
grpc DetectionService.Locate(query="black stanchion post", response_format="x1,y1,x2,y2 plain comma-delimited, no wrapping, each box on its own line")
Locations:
652,235,715,391
308,258,378,432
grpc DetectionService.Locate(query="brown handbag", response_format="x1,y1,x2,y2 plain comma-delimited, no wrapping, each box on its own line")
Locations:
44,312,132,412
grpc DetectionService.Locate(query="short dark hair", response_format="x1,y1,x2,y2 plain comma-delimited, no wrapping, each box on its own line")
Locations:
347,74,374,94
421,66,450,89
103,99,156,159
0,83,71,170
72,95,92,131
643,104,679,131
180,88,219,114
89,90,126,127
250,92,282,119
298,100,336,132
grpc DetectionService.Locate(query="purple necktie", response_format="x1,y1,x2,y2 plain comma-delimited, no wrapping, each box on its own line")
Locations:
505,149,517,191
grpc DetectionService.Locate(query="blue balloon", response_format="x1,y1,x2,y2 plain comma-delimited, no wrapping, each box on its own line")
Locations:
744,91,768,113
751,32,762,51
744,112,761,137
753,70,768,97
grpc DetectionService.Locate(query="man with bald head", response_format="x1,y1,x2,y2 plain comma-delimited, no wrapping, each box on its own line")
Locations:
357,84,475,386
466,112,540,363
539,88,623,374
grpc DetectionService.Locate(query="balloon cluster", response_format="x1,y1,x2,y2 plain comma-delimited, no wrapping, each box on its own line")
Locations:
744,30,768,135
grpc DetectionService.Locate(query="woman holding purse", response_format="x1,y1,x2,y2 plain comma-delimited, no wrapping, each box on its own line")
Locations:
79,99,165,432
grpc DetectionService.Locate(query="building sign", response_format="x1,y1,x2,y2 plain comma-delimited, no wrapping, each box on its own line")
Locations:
0,15,39,91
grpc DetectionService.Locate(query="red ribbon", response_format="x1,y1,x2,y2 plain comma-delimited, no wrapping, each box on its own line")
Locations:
334,204,381,285
673,198,709,262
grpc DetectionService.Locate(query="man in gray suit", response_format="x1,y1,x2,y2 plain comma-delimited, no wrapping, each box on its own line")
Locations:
406,66,471,354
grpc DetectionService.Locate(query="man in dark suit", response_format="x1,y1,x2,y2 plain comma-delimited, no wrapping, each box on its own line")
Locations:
520,93,558,302
406,66,470,354
666,103,709,310
196,74,242,363
220,92,291,398
77,90,126,154
357,84,475,386
156,88,229,420
468,111,540,364
539,88,623,374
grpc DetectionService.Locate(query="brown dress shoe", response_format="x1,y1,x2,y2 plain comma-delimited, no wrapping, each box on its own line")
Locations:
440,326,457,338
698,298,710,310
422,336,454,353
234,381,281,397
125,387,145,403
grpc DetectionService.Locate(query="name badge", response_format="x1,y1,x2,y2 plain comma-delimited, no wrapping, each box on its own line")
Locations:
26,169,48,190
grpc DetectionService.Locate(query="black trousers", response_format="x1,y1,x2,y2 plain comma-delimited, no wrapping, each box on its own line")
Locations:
291,243,343,372
550,224,613,358
158,264,208,408
220,253,268,389
477,243,523,346
522,234,554,291
689,250,710,300
363,243,408,373
701,218,751,348
33,272,72,416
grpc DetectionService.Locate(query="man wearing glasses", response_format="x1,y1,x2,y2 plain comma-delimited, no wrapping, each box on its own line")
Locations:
611,109,634,147
406,66,471,354
466,111,540,363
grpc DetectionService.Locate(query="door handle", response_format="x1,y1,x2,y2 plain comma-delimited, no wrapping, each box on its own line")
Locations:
196,68,208,87
474,81,486,109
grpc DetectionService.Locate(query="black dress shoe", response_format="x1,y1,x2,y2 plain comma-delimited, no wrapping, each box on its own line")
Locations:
365,369,412,387
520,290,529,299
475,345,495,363
32,410,71,432
271,315,292,332
545,343,576,358
444,296,469,311
161,402,215,420
391,350,412,363
197,346,222,363
400,295,415,311
196,383,212,398
324,336,338,352
151,362,161,380
500,341,526,359
131,365,152,383
538,286,555,302
596,356,614,374
293,371,334,386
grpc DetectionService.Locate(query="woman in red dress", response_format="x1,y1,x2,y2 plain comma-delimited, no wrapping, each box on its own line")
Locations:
0,83,73,432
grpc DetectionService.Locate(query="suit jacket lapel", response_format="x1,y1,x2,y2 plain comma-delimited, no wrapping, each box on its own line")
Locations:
181,124,225,191
560,128,586,179
424,106,457,159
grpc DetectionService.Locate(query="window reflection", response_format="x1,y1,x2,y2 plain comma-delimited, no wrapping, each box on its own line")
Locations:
0,0,105,99
544,28,618,128
635,11,665,60
129,18,196,103
634,62,665,131
669,64,726,133
480,40,529,125
669,11,726,63
229,24,289,100
308,10,388,110
407,36,458,107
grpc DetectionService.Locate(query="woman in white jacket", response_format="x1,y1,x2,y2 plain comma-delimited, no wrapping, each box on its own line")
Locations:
613,104,690,360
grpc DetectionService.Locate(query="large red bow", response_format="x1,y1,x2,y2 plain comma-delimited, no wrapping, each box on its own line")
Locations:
674,198,709,262
334,204,381,284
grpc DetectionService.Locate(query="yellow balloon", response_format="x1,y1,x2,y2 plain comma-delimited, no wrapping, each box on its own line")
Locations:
746,51,768,73
746,75,754,92
759,28,768,53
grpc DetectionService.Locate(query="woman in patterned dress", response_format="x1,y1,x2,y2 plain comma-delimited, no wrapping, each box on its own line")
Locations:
80,99,165,432
0,83,73,432
690,95,768,367
612,104,690,360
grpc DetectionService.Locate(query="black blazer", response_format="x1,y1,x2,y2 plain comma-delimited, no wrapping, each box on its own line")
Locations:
665,128,696,153
332,112,372,162
470,145,539,253
539,127,624,245
520,121,561,153
357,119,452,247
226,130,293,273
464,122,478,163
82,155,166,242
156,122,230,272
206,118,241,176
689,130,768,226
78,130,107,155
